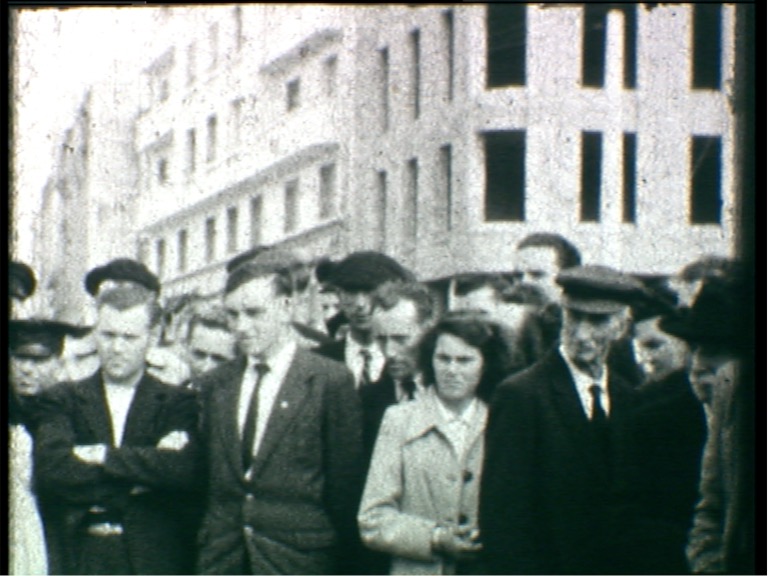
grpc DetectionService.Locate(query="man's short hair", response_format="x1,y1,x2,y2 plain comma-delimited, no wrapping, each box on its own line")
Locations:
224,248,307,296
678,255,739,283
186,306,232,341
97,285,163,327
370,281,437,325
453,273,513,298
517,233,582,270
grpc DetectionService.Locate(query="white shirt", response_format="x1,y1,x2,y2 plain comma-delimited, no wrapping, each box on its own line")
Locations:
344,334,385,388
104,381,139,446
434,395,479,459
559,345,611,418
238,341,297,460
394,373,426,403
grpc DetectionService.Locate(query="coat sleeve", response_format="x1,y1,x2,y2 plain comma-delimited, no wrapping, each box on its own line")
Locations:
686,396,728,574
32,386,113,504
358,407,436,562
479,381,542,574
102,390,203,491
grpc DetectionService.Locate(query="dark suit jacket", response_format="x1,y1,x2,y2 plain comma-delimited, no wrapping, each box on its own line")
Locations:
479,349,636,575
195,348,365,575
312,337,346,363
33,371,202,575
359,372,398,465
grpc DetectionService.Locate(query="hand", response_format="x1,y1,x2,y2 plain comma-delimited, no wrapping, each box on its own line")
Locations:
73,444,108,465
146,346,191,386
156,430,189,451
431,523,483,561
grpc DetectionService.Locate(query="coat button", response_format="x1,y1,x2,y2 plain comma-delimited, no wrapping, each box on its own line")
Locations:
244,525,254,534
245,493,255,501
463,470,474,483
458,513,469,525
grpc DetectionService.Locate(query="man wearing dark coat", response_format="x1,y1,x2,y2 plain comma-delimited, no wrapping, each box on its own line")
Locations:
479,265,646,575
195,249,365,575
33,283,202,575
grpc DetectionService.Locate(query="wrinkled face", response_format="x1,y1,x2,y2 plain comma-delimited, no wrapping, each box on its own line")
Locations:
561,307,628,371
96,304,155,384
452,285,499,316
433,333,484,405
187,324,237,377
372,299,427,382
338,289,374,334
515,246,562,303
224,275,293,358
633,317,690,383
61,333,101,382
689,345,737,406
10,348,61,397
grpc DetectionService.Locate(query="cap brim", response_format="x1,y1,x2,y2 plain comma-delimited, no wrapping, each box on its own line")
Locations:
562,295,628,314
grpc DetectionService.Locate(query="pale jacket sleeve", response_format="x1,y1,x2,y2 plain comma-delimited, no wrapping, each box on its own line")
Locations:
358,407,436,562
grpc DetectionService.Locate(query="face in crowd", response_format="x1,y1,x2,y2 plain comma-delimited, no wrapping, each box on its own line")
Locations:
224,274,294,359
632,317,690,384
10,346,61,398
561,306,629,375
338,288,375,337
688,344,737,407
95,301,157,385
432,333,484,407
372,298,428,382
515,246,563,304
61,331,100,382
186,322,237,377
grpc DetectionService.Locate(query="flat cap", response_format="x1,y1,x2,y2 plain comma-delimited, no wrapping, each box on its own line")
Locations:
9,319,81,358
226,245,270,274
323,251,415,292
556,265,647,314
631,279,679,322
225,247,305,294
85,258,160,296
10,261,36,300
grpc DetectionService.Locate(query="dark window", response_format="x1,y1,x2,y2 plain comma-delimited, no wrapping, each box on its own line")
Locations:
440,144,453,230
177,229,188,273
205,217,216,263
379,48,390,131
406,158,419,242
157,157,168,184
156,239,166,278
234,6,243,51
319,163,336,219
250,196,262,245
580,131,603,222
487,3,526,88
374,171,387,250
582,4,637,88
622,132,637,223
206,115,217,163
324,55,338,97
692,4,722,89
187,129,196,174
443,10,455,101
690,136,722,224
287,78,300,111
285,180,298,232
227,207,238,254
410,29,421,119
484,131,526,221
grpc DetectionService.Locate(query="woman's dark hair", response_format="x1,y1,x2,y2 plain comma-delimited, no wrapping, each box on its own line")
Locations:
419,309,513,403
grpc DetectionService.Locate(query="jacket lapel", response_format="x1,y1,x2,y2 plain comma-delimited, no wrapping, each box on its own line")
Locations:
548,351,594,457
248,349,313,479
122,375,167,446
76,372,115,444
216,356,249,478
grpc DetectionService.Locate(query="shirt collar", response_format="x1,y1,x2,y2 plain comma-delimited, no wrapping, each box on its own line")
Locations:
434,391,478,427
247,341,297,375
559,344,608,393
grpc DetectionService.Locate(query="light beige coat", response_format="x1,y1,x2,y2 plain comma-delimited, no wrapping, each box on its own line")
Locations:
358,388,487,575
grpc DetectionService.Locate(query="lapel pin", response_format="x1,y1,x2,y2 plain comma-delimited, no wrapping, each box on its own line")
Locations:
280,400,289,409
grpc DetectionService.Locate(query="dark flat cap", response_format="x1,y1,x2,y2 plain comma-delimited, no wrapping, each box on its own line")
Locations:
323,251,415,292
556,265,647,314
10,261,36,300
631,279,679,322
9,319,82,357
85,258,160,296
226,245,270,274
225,247,305,294
660,276,746,354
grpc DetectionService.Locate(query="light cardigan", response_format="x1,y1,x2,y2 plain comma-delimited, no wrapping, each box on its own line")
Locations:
358,388,488,575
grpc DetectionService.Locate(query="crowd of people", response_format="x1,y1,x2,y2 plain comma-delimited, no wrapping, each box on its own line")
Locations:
8,232,753,575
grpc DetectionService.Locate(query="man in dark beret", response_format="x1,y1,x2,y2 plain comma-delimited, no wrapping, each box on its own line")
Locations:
84,258,161,296
480,265,647,575
313,251,415,390
195,249,365,575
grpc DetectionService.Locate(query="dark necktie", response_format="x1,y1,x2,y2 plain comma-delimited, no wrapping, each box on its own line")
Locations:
242,362,270,471
402,378,416,401
589,384,611,463
360,349,373,387
589,384,607,423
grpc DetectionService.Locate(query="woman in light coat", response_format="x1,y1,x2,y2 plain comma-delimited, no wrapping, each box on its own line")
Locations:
358,311,511,575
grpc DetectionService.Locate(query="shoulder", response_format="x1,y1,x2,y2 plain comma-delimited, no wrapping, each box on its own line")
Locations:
195,357,245,394
312,339,345,361
144,374,197,401
297,348,352,379
496,351,561,400
379,399,428,435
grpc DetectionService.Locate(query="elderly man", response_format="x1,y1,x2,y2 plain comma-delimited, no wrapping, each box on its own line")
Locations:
195,249,364,575
184,307,237,380
33,284,202,575
479,265,646,575
313,251,415,389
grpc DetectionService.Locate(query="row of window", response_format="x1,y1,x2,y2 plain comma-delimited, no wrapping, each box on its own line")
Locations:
484,131,722,225
151,162,338,278
486,3,723,90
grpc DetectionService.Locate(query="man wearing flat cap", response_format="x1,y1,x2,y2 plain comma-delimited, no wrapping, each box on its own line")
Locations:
313,251,415,390
480,265,645,575
195,249,365,574
10,260,37,319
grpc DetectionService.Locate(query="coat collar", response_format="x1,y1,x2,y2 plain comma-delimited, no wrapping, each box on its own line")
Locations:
399,388,488,449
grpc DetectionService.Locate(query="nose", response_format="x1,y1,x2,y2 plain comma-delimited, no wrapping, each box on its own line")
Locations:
381,340,399,360
572,319,594,341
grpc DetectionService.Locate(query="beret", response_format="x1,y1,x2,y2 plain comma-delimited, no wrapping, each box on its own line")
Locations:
9,261,36,300
556,265,647,314
85,258,160,296
9,319,82,357
660,275,747,354
226,245,269,274
323,251,415,292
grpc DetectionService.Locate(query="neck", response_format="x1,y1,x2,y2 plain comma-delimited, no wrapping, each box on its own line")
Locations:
104,370,144,388
437,393,473,417
349,328,372,346
576,361,604,381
